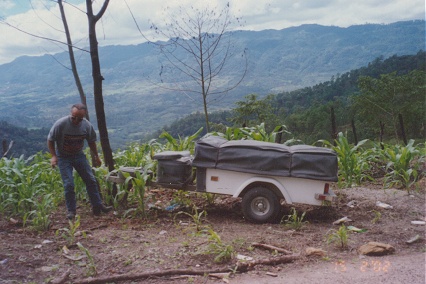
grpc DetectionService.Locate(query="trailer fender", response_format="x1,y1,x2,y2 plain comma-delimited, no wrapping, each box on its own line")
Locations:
232,177,293,204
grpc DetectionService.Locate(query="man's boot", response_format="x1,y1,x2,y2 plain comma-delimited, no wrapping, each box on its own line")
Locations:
93,204,112,216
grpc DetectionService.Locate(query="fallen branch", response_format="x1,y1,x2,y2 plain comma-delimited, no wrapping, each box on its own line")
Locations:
235,254,300,272
88,224,108,231
74,254,299,284
251,242,293,255
74,268,230,284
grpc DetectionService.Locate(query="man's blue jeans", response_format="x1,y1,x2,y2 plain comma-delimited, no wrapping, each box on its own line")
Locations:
57,152,102,213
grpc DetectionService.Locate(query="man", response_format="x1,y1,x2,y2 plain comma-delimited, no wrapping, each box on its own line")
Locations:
47,103,111,220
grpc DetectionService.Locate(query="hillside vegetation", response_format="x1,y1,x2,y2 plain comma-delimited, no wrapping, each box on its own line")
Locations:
0,122,48,157
154,51,426,145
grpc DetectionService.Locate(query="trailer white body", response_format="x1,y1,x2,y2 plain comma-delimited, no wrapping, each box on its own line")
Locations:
204,168,334,206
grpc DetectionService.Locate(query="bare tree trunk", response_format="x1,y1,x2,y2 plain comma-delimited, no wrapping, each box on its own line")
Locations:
351,118,358,145
58,0,102,166
85,0,117,197
398,113,407,145
379,121,385,150
331,106,337,145
198,34,210,133
203,94,210,133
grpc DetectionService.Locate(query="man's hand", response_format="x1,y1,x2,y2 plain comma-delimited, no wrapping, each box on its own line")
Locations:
93,155,102,167
47,140,57,168
88,142,102,167
50,156,58,168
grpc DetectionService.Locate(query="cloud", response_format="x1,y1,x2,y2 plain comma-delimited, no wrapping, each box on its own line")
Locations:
0,0,424,64
0,0,14,11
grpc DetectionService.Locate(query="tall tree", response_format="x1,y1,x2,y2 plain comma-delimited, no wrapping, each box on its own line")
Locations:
149,3,247,132
230,94,282,131
84,0,116,175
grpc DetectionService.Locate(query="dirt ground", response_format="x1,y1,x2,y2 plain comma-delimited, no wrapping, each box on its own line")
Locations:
0,179,425,284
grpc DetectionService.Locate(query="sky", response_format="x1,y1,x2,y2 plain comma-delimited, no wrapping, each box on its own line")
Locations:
0,0,424,65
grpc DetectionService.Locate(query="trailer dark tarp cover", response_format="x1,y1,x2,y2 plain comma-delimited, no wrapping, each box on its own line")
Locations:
192,136,338,182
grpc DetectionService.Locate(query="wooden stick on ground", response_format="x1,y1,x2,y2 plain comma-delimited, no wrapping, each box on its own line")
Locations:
74,254,300,284
251,242,293,255
236,254,300,272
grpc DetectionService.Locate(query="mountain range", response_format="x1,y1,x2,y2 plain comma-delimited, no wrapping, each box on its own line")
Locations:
0,20,424,149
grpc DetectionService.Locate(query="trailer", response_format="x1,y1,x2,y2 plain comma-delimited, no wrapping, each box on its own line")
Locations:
109,136,338,223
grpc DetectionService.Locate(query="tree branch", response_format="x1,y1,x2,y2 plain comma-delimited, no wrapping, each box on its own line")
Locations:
0,20,89,53
73,254,299,284
93,0,110,22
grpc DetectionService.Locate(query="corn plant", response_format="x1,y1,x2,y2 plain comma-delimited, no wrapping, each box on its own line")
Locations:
23,193,54,231
371,210,382,224
319,132,370,187
360,143,388,179
201,192,216,205
326,225,350,249
72,173,90,204
0,156,31,215
0,153,63,221
239,123,285,142
172,190,193,208
160,127,203,153
175,206,208,234
213,126,245,141
107,140,162,207
57,215,81,246
203,228,234,263
122,169,152,217
114,140,163,167
381,140,423,190
212,123,301,145
281,207,308,231
77,242,97,276
91,165,113,202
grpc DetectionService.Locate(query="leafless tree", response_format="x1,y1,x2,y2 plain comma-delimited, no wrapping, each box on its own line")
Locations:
148,3,247,132
84,0,116,181
57,0,116,195
55,0,116,174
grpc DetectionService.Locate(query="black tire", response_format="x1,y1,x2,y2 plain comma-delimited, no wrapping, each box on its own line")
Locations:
241,186,281,224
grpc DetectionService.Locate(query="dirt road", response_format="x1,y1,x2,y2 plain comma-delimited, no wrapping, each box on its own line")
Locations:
233,252,425,284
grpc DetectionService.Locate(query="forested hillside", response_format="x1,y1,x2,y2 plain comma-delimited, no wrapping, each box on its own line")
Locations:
157,51,425,144
0,122,48,157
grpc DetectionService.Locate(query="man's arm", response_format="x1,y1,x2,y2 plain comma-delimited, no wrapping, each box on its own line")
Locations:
47,140,57,168
88,141,102,167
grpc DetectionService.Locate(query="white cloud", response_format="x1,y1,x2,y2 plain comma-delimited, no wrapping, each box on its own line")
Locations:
0,0,14,11
0,0,424,64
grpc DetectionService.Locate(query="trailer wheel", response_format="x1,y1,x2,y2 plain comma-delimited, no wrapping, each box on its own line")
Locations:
242,187,281,223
